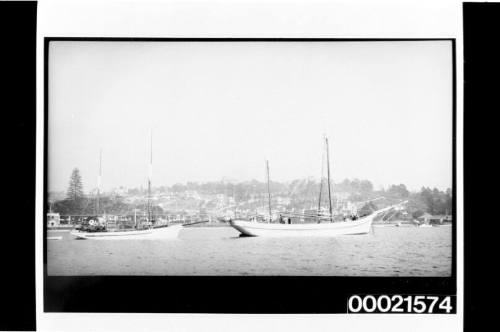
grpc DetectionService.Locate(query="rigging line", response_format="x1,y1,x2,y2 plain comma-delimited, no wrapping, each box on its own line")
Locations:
266,160,272,222
97,149,102,216
325,136,333,221
148,129,153,223
318,139,325,216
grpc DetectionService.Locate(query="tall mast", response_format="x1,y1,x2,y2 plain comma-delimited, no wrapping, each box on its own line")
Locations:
325,137,333,221
318,140,325,215
233,185,236,219
148,130,153,224
96,149,102,216
266,160,272,222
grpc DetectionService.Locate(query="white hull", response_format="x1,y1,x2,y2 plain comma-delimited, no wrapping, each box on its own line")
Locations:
70,224,183,240
229,204,402,237
230,216,374,237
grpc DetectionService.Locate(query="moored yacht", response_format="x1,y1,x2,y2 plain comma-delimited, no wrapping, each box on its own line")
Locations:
70,132,193,240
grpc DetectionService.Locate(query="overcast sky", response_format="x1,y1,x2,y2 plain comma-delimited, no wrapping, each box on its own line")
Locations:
48,41,453,193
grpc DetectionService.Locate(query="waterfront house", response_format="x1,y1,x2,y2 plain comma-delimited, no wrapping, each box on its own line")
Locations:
418,213,451,224
47,212,60,228
428,215,452,224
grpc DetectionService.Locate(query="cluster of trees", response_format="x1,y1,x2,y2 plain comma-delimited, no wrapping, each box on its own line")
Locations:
51,168,138,215
385,184,410,198
413,187,452,216
379,184,452,218
336,179,374,194
52,168,86,215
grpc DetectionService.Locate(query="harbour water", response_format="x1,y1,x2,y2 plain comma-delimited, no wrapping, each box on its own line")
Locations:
47,225,452,276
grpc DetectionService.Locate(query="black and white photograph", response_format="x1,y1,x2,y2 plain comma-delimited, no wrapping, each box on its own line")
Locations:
45,39,454,278
35,1,464,331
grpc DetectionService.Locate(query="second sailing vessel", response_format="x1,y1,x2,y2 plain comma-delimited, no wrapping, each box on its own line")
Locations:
71,132,184,240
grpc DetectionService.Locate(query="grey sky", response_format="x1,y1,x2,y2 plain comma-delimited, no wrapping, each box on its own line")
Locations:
48,41,453,193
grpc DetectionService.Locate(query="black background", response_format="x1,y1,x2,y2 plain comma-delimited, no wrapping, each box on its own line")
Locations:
45,276,454,313
463,2,496,331
0,1,492,330
0,1,37,331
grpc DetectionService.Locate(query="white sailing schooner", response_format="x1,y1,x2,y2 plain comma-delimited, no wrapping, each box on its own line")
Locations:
229,203,405,237
229,136,407,237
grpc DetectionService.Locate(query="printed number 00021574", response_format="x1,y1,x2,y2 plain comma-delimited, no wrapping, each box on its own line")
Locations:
347,295,455,314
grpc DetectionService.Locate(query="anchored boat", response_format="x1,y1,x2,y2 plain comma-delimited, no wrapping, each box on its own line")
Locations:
229,136,406,237
70,224,183,240
230,203,405,237
70,131,201,240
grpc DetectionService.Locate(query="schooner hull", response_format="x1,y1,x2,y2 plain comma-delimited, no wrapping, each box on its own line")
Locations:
229,204,403,237
70,224,183,240
230,215,375,237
